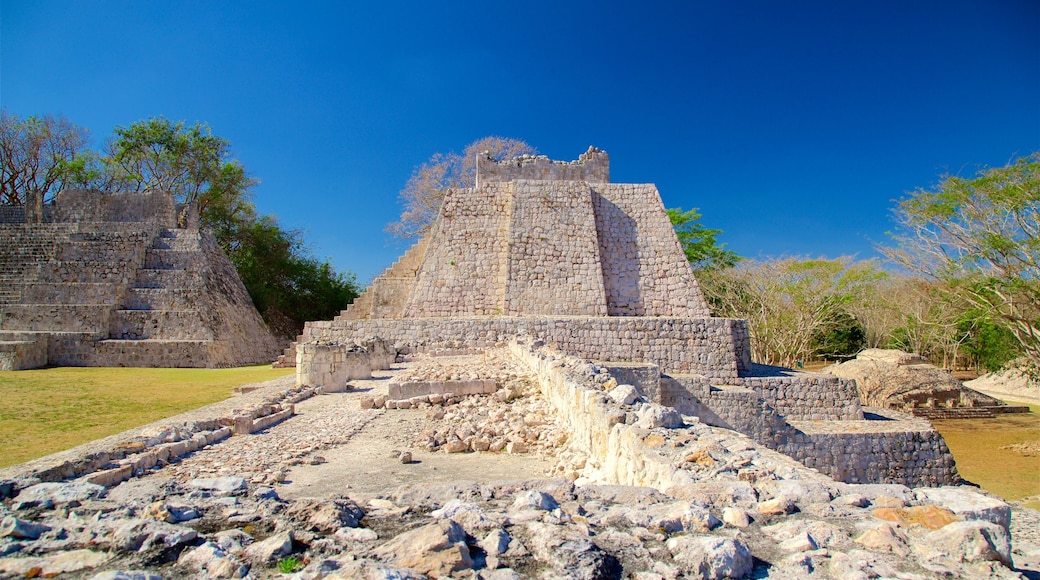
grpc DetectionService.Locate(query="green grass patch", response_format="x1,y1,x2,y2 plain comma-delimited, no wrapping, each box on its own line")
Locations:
932,400,1040,509
0,365,293,469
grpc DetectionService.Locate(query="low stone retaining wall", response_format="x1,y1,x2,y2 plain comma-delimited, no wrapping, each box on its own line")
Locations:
0,338,47,370
510,340,959,488
296,342,372,391
388,379,498,400
0,381,317,499
304,315,751,380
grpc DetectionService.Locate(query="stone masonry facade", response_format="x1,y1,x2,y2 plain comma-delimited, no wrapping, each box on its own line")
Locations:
294,148,959,486
0,189,280,369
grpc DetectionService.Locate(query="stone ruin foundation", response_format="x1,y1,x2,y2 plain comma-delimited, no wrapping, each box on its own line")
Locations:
0,189,280,368
294,148,960,488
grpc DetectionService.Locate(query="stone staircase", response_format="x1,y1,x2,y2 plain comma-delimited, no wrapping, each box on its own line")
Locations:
336,235,430,321
911,406,997,419
101,229,217,355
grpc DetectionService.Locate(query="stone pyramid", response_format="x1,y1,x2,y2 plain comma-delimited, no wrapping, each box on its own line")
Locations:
0,189,280,369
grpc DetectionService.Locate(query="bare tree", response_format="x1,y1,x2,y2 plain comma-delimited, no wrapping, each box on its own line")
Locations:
0,109,89,214
699,257,884,367
387,136,535,239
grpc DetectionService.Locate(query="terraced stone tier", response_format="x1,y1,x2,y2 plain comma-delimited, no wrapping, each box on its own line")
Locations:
109,309,216,340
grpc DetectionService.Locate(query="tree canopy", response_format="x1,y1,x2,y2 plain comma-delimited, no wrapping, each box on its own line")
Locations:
667,207,741,271
698,257,884,367
0,109,89,208
883,152,1040,371
387,136,535,239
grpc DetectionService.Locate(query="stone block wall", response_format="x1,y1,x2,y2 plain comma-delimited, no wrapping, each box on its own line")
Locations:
475,146,609,187
296,342,372,392
737,368,863,421
340,236,430,320
49,190,175,226
403,182,512,317
503,181,608,316
592,185,709,318
0,339,47,370
781,416,958,486
512,340,958,487
0,206,25,224
303,315,751,380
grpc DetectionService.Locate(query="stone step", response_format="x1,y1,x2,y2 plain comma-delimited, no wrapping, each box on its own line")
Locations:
151,230,199,251
911,407,996,420
88,339,226,368
18,282,123,305
0,304,113,333
121,287,196,310
134,269,198,289
143,249,196,270
109,309,214,340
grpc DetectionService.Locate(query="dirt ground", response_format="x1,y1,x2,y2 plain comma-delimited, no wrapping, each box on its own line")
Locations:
275,365,554,502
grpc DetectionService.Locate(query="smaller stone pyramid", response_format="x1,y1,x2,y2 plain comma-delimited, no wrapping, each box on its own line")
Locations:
0,189,280,369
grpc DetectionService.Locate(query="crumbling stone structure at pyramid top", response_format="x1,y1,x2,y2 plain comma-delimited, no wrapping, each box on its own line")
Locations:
343,146,711,322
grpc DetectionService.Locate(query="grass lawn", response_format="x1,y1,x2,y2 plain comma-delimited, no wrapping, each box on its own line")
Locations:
0,365,294,469
932,400,1040,510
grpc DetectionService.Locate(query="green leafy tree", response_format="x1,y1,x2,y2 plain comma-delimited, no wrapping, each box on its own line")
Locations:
226,216,359,338
388,136,535,239
667,207,741,271
811,310,866,361
883,152,1040,372
104,117,256,228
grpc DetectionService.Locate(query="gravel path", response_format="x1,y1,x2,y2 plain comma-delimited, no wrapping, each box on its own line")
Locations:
144,359,554,500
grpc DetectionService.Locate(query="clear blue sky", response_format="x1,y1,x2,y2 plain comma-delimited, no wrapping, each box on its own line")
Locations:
2,1,1038,282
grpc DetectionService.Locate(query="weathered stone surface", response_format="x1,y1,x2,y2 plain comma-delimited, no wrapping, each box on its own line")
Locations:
721,507,751,528
916,486,1012,530
0,516,50,539
872,505,959,530
110,518,198,552
178,541,248,578
0,549,110,576
920,520,1013,566
187,476,248,495
372,520,473,578
244,530,293,564
666,536,752,579
757,497,795,516
284,497,364,531
16,481,107,506
855,522,910,556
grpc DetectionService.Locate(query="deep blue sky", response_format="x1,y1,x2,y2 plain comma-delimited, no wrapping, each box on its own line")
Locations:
2,1,1038,282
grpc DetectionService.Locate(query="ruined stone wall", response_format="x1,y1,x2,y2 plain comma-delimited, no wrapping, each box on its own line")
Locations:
49,190,176,226
781,416,958,486
503,181,607,316
656,374,956,486
514,341,957,487
592,184,710,318
0,206,25,224
304,315,751,379
735,368,863,421
339,236,430,320
475,146,609,187
403,183,512,317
